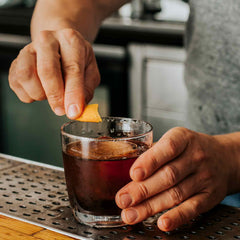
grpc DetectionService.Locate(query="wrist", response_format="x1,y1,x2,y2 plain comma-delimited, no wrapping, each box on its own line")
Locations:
31,17,98,43
213,133,240,194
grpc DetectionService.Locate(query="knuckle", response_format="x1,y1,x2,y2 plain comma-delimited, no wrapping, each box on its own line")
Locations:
61,28,83,44
165,138,178,158
15,92,34,103
169,186,184,205
38,63,58,77
34,93,46,101
163,165,178,187
175,126,189,133
200,170,212,182
168,126,188,137
36,31,59,50
148,149,159,171
66,87,80,97
9,82,18,92
16,66,34,82
9,76,18,90
143,200,155,217
61,28,79,38
193,148,207,164
176,208,188,225
47,91,63,104
137,183,149,199
21,44,34,54
64,63,82,76
18,48,25,56
38,30,53,43
172,127,192,142
190,199,202,216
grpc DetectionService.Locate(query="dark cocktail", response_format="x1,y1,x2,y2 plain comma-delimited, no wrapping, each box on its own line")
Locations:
61,117,153,227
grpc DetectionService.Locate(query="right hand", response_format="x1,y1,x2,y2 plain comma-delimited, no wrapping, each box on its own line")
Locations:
116,127,239,231
9,28,100,119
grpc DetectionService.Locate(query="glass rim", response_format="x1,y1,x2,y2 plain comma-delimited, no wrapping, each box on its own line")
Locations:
61,116,153,142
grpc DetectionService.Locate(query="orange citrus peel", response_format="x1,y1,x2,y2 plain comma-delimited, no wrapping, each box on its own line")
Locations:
76,104,102,123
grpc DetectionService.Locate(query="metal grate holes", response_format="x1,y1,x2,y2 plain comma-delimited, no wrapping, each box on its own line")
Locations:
1,157,240,240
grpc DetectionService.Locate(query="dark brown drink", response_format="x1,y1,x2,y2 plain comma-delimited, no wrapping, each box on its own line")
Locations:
63,140,148,216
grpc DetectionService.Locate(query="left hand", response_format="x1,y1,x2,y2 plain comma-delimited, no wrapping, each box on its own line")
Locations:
115,127,238,231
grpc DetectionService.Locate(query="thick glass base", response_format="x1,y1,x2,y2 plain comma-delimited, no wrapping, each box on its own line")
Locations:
73,210,126,228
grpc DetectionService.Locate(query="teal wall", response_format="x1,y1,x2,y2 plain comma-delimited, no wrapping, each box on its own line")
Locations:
0,73,68,167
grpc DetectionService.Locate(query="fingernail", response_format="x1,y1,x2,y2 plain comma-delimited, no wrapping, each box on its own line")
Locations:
123,209,138,223
68,104,80,118
158,217,171,230
54,107,65,116
119,193,132,208
132,168,145,181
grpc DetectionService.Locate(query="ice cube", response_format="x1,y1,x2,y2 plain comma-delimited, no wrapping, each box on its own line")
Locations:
89,141,138,160
67,142,88,158
66,140,139,160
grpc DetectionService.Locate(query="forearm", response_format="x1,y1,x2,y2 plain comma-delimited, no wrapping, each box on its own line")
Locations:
31,0,129,43
214,132,240,194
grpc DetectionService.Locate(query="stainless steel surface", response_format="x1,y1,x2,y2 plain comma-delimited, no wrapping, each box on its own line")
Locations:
0,0,22,8
93,44,126,60
128,44,187,140
1,154,240,239
0,33,30,48
103,17,185,35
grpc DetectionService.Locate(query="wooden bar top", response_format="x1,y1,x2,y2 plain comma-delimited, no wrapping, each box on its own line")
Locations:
0,214,76,240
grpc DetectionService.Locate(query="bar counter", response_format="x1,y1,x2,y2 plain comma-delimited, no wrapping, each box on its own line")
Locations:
0,153,240,240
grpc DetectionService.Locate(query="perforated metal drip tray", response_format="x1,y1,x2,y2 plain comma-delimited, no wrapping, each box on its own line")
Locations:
1,154,240,240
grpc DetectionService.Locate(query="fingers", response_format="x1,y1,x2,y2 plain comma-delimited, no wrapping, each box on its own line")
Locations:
116,155,196,209
130,127,189,181
35,31,65,115
9,48,46,103
16,45,46,101
158,193,213,231
84,51,100,103
9,59,33,103
9,80,33,103
119,174,206,227
57,29,97,119
57,29,85,118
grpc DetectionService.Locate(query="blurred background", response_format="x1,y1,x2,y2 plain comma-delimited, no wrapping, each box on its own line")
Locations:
0,0,189,167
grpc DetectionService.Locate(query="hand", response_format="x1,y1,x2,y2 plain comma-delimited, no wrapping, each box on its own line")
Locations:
9,28,100,119
116,127,238,231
